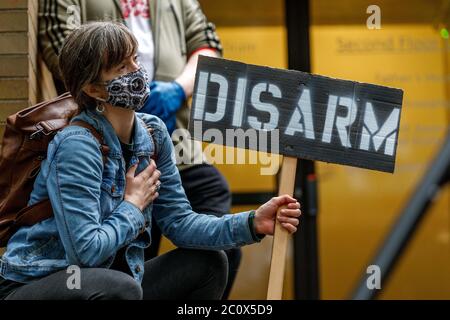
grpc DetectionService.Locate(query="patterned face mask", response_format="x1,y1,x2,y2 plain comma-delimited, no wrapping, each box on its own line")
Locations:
103,68,150,111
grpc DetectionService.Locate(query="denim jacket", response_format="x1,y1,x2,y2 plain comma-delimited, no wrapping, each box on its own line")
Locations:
0,109,259,284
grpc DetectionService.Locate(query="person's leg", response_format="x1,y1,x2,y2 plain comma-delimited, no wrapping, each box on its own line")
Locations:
141,248,228,300
5,268,142,300
179,164,232,215
222,247,242,299
179,164,242,299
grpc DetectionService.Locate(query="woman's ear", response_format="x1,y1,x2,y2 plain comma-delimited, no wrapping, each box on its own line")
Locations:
82,83,107,101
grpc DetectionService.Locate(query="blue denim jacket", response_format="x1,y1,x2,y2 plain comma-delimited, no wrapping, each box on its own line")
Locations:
0,109,258,284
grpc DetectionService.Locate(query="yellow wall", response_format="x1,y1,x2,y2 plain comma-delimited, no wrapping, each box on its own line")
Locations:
194,0,450,299
167,0,450,300
311,24,450,299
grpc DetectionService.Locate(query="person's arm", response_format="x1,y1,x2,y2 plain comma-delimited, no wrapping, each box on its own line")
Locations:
140,49,219,133
175,48,219,98
180,0,223,98
46,130,146,267
141,0,222,117
142,115,300,249
142,115,254,249
38,0,81,79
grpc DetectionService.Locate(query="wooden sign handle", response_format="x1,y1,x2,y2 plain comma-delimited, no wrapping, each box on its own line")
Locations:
267,156,298,300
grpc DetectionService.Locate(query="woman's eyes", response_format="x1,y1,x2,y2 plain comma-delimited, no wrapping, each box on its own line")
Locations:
117,55,139,71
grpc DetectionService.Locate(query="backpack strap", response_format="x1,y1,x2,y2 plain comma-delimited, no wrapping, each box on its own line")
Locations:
71,121,110,163
14,199,53,227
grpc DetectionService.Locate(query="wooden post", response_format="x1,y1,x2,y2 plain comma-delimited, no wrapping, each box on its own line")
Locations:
267,156,298,300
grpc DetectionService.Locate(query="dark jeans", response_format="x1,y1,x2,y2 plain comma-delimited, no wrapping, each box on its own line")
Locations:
2,248,228,300
145,164,241,300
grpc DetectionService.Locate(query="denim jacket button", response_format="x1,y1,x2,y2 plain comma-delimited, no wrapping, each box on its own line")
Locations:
111,184,116,193
135,265,141,273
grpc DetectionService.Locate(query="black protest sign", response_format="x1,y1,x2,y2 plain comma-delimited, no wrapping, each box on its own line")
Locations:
188,56,403,173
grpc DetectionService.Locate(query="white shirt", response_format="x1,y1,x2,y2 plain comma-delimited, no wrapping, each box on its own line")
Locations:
120,0,155,80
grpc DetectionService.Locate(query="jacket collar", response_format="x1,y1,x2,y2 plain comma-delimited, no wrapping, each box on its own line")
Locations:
71,109,154,159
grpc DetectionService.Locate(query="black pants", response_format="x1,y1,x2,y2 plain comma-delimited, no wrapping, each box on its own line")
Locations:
145,164,242,300
2,248,228,300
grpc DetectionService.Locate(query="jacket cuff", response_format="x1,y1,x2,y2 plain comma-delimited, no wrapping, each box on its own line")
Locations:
248,210,266,242
188,46,220,59
232,211,264,246
120,200,146,237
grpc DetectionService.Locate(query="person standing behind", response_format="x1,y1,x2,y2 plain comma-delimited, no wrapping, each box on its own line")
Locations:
38,0,240,299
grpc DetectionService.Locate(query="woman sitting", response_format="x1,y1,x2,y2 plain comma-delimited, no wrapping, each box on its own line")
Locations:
0,22,301,300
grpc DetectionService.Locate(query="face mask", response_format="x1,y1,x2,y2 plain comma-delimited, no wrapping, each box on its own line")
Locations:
101,68,150,111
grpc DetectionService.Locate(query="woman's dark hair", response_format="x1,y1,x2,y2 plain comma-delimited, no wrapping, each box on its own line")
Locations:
58,21,138,110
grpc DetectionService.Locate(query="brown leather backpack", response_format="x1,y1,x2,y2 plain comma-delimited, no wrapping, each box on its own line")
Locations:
0,93,110,247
